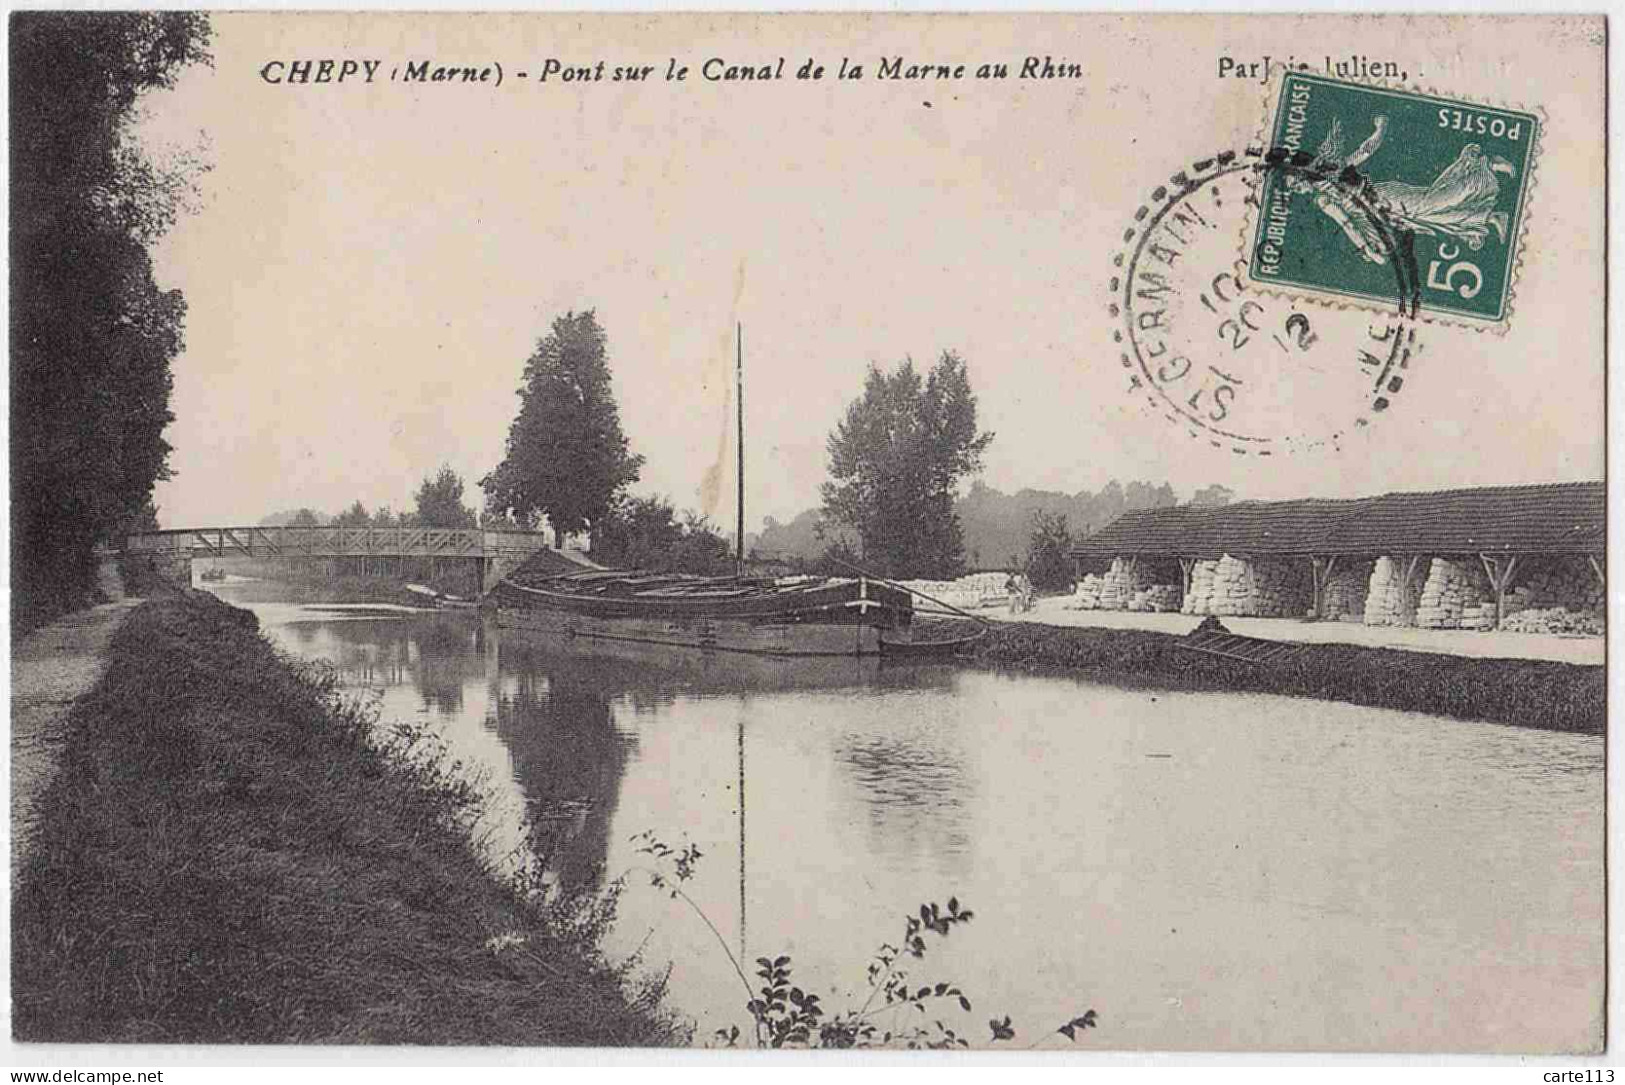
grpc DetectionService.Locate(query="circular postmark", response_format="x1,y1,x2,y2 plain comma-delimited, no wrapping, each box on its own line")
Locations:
1109,147,1420,456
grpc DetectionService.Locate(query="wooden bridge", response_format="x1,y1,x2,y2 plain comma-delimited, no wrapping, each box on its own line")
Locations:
124,526,562,594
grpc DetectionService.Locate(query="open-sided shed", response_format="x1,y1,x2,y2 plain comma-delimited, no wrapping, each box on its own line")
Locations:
1070,481,1604,627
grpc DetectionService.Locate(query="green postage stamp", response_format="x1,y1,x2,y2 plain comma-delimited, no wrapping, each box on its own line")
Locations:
1248,73,1539,325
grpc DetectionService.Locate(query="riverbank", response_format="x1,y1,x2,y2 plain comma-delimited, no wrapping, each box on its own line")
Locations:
11,576,139,879
11,591,681,1044
966,619,1603,734
990,594,1604,666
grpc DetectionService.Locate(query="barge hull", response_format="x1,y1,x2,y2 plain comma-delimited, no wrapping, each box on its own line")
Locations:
496,602,884,656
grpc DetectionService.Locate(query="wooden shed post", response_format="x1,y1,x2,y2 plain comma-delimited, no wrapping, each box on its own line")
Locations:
1309,555,1339,619
1477,553,1519,630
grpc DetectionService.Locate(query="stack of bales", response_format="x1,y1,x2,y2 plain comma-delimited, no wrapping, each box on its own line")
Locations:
1502,607,1605,637
1319,561,1374,622
1070,574,1105,610
1252,559,1313,617
1416,558,1494,630
1097,557,1150,611
1181,560,1219,615
1364,556,1424,627
899,572,1011,613
1180,555,1307,617
1207,554,1255,616
1505,561,1605,618
1127,584,1182,612
1496,558,1606,634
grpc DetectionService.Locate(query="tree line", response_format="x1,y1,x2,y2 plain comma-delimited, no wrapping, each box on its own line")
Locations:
268,465,485,531
476,308,1239,587
11,13,213,630
477,311,996,580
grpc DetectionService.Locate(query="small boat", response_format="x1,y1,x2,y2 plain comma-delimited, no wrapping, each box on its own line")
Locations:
879,621,987,658
199,567,226,582
878,629,985,658
1176,618,1306,664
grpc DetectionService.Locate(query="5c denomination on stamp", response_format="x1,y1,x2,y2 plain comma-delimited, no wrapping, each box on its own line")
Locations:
1247,73,1539,327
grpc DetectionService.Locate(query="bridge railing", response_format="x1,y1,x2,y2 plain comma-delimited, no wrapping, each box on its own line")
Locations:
125,526,554,559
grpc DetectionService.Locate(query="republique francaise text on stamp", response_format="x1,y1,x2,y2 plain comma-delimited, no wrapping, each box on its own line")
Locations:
1247,73,1539,327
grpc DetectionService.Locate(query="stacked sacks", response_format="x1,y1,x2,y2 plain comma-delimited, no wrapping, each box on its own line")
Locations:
1459,601,1498,632
1181,560,1219,615
1193,554,1310,618
1070,575,1104,610
898,572,1012,613
1364,555,1423,627
1502,606,1605,637
1319,560,1374,622
1504,560,1605,617
1249,559,1313,618
1209,554,1254,616
1097,557,1150,610
1415,558,1493,630
1128,584,1182,613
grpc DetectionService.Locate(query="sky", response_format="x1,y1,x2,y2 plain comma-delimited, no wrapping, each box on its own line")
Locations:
136,13,1605,532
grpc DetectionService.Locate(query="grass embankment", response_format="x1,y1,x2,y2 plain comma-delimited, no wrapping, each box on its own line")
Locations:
966,621,1604,734
12,591,680,1045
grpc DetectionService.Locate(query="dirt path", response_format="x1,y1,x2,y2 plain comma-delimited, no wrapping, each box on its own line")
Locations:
984,595,1605,666
11,560,140,878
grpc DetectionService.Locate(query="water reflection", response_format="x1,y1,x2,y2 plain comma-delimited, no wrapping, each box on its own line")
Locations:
491,661,633,893
225,580,1604,1052
832,725,973,879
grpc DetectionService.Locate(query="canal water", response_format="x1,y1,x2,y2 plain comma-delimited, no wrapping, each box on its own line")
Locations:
217,580,1604,1052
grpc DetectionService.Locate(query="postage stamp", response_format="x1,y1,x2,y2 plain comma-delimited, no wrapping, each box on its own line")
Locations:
1246,73,1540,326
1112,148,1419,457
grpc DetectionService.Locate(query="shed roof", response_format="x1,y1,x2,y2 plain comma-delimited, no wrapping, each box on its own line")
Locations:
1071,481,1603,559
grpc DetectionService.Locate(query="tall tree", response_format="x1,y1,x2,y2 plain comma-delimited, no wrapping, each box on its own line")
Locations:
591,494,731,575
821,351,993,578
413,464,477,529
1188,484,1237,508
482,311,643,548
11,13,212,627
1026,509,1075,593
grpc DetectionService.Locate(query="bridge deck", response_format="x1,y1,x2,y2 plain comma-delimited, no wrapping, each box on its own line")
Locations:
125,526,552,559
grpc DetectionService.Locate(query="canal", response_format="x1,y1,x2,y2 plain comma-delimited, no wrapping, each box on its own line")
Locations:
216,579,1604,1052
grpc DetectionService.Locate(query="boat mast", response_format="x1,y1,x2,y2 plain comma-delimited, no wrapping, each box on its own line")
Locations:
736,322,745,579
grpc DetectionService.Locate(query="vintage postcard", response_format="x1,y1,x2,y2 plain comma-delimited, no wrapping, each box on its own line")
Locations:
8,11,1606,1060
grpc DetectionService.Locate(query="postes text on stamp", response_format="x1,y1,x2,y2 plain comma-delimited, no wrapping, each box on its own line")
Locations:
1248,73,1538,326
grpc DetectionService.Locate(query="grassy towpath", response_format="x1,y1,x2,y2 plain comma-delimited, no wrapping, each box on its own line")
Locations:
10,559,141,879
12,590,680,1045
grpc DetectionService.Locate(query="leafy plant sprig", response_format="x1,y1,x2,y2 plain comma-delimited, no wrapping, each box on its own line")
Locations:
633,830,1098,1050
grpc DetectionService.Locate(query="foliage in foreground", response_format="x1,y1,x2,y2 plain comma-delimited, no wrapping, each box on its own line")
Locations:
12,592,680,1045
634,832,1098,1050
